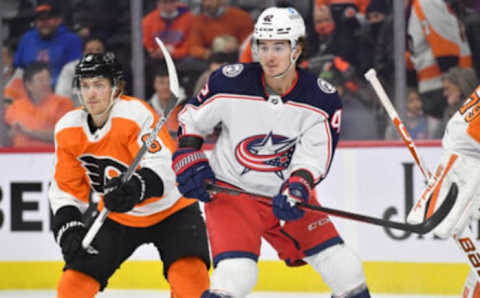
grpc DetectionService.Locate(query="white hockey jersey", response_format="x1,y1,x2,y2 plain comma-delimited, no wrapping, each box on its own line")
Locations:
178,63,343,196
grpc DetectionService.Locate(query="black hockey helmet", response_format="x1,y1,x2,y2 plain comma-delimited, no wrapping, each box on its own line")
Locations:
74,52,124,88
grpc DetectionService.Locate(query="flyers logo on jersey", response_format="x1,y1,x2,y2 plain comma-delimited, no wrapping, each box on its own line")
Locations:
235,132,296,179
79,155,128,193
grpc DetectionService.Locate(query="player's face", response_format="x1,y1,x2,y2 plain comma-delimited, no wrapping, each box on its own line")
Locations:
257,40,294,77
79,77,114,115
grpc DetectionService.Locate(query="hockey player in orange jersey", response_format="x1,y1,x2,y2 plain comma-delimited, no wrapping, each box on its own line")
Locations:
407,84,480,298
48,52,210,298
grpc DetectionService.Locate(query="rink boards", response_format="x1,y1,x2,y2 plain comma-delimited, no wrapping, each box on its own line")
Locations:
0,142,472,294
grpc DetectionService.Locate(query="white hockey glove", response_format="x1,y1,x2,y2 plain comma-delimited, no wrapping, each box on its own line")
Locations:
407,151,480,238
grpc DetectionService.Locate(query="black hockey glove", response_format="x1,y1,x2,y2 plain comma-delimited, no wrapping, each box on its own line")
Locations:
53,206,96,263
103,172,146,213
58,221,88,262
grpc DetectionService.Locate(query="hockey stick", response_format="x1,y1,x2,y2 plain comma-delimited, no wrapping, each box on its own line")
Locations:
81,37,180,249
206,183,456,234
364,68,480,281
364,69,431,178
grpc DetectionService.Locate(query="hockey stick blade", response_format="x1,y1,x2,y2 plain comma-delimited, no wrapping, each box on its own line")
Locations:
206,183,457,234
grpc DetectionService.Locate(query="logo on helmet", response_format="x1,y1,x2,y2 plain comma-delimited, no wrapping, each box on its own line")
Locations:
263,14,273,22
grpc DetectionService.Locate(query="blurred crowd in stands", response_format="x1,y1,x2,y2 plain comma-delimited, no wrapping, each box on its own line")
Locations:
1,0,480,148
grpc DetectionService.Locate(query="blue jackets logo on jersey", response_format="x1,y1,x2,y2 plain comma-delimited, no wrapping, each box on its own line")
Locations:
222,64,244,78
235,132,296,179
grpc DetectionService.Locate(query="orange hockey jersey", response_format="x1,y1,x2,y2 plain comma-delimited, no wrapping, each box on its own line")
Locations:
48,95,195,227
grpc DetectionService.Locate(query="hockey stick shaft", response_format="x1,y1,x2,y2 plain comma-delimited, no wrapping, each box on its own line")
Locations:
81,38,180,249
206,183,455,234
364,68,480,281
364,69,431,179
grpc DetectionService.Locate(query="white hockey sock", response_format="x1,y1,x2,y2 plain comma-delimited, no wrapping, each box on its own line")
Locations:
210,258,258,298
304,244,368,297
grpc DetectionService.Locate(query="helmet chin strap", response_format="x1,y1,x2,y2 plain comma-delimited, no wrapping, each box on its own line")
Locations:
271,47,299,79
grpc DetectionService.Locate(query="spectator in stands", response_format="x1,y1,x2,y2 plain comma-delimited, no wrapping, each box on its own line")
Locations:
463,1,480,77
311,3,360,70
142,0,194,61
13,1,83,89
149,62,186,118
148,61,187,139
317,56,380,140
357,0,390,75
193,35,239,94
407,0,473,119
2,42,27,103
4,62,74,148
193,51,238,96
187,0,253,62
434,66,478,138
55,37,106,106
211,34,239,55
385,88,439,140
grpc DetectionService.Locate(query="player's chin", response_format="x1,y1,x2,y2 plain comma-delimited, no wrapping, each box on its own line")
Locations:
264,68,280,77
87,106,105,115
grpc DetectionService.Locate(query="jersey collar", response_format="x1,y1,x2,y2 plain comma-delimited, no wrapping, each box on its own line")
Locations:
261,69,299,100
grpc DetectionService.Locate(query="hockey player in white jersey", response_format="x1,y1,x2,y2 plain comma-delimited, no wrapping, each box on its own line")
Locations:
171,6,371,298
407,85,480,297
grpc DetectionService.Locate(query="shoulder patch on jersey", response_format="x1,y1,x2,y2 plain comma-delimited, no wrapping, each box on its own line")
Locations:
222,64,244,78
317,78,336,94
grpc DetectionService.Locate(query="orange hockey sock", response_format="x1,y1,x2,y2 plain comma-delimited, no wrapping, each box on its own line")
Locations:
168,257,210,298
57,269,100,298
474,282,480,298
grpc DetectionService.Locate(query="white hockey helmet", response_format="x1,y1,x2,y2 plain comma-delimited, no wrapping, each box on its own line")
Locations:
253,7,306,49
